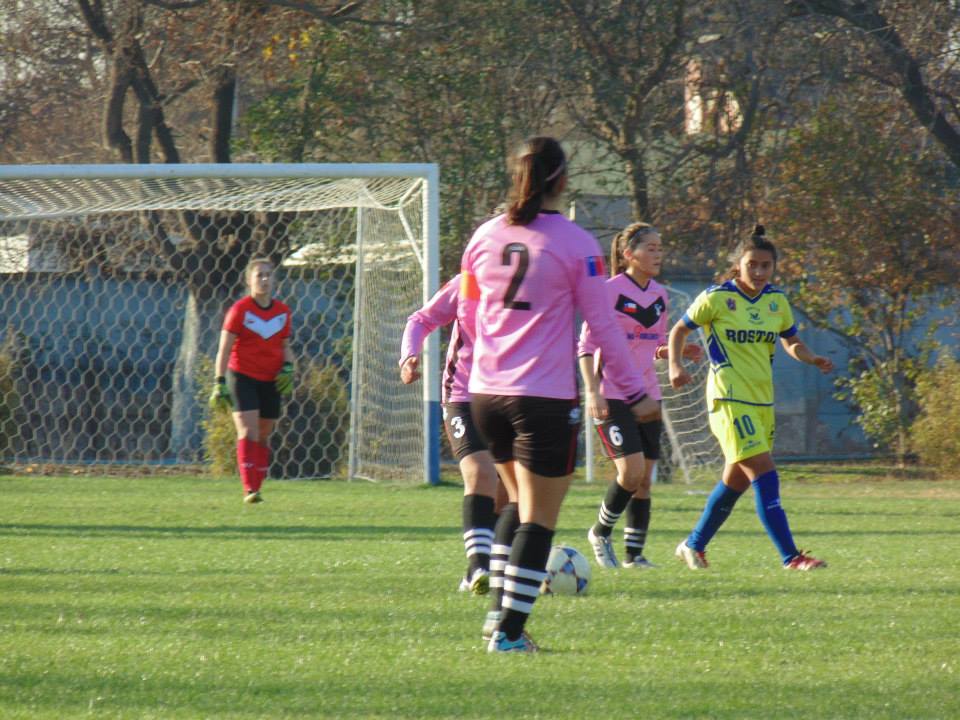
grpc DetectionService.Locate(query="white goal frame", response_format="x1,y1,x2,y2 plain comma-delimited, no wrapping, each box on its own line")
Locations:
0,163,442,484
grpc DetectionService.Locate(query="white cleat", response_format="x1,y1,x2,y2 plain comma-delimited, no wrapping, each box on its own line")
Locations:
675,540,708,569
588,526,620,569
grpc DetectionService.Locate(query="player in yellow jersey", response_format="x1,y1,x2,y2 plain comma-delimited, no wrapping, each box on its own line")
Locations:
667,225,834,570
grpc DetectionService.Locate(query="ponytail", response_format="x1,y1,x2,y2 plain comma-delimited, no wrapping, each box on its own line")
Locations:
506,136,566,226
609,222,657,277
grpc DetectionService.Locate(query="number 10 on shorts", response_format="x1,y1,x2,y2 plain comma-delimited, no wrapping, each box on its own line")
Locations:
732,414,756,439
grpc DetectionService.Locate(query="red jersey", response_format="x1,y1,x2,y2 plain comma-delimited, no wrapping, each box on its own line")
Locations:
223,296,292,381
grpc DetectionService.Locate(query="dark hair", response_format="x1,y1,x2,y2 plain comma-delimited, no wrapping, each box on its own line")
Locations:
609,222,659,277
727,224,777,278
506,136,566,226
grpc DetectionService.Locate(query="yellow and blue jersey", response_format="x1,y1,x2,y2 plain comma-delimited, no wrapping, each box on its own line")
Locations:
682,281,797,407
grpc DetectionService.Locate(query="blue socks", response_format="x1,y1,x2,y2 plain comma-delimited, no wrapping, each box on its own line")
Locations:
687,481,744,552
752,470,799,563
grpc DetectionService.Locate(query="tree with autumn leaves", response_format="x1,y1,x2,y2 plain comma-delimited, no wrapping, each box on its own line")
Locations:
0,0,957,463
761,102,960,463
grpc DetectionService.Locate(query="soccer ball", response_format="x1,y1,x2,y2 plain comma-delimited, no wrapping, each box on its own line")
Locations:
540,544,591,596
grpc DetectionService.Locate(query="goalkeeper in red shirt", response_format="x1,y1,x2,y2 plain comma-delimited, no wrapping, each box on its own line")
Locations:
210,258,294,503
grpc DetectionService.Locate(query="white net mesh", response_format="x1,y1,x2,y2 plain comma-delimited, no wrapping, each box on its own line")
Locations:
655,286,723,483
0,166,434,482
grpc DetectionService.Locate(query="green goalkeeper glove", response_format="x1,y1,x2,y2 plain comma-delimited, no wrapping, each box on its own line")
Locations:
209,377,232,411
275,362,294,396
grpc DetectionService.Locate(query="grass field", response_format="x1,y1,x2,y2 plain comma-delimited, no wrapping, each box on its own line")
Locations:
1,467,958,719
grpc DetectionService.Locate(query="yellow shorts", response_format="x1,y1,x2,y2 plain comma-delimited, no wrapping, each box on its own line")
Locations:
708,401,775,463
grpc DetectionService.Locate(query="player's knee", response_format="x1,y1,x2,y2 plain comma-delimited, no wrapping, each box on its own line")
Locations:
635,474,652,496
460,455,497,496
619,466,645,493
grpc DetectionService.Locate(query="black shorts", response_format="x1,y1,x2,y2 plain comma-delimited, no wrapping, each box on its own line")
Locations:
443,401,488,461
227,370,282,419
471,394,581,478
594,399,662,460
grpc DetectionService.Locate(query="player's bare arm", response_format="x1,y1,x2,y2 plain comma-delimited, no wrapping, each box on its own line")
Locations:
668,321,693,389
214,330,236,379
780,335,834,374
578,354,608,420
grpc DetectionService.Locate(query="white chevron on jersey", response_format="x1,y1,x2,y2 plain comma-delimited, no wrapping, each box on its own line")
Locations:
243,311,287,339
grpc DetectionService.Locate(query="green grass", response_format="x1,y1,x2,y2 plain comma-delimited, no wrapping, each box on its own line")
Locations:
1,469,958,719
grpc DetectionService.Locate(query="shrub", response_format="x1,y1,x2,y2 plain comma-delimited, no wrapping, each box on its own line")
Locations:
197,357,237,476
0,330,25,460
199,357,350,479
273,361,349,478
836,354,924,465
910,353,960,476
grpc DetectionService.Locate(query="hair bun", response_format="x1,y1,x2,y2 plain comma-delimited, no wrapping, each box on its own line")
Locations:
754,224,765,236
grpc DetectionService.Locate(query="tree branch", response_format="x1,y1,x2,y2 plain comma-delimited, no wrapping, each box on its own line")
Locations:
790,0,960,169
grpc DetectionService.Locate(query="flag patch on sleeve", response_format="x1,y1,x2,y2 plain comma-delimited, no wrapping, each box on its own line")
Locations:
585,256,606,277
460,271,480,300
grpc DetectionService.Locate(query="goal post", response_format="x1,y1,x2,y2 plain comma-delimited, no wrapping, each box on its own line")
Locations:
0,163,441,485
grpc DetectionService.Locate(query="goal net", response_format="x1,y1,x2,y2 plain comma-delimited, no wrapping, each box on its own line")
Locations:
0,164,440,483
655,285,723,482
584,284,722,484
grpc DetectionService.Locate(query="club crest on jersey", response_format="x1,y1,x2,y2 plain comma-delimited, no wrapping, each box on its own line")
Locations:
243,311,286,339
769,301,780,313
726,298,736,311
615,294,665,328
585,256,606,277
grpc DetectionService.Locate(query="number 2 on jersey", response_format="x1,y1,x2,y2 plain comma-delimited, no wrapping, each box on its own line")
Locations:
501,242,531,310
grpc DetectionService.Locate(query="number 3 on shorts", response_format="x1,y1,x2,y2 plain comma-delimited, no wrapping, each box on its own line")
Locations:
450,416,466,439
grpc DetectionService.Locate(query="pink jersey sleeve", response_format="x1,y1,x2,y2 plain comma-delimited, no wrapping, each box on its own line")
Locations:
577,316,598,358
574,270,648,404
399,275,460,363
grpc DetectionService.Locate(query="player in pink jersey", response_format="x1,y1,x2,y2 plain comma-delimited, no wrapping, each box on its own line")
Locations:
461,136,658,653
209,258,295,504
578,223,703,570
399,274,508,596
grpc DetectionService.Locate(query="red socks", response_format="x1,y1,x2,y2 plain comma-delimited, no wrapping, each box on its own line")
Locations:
237,438,257,493
254,441,270,492
237,438,271,493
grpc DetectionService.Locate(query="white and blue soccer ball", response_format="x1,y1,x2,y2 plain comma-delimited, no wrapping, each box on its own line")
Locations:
541,544,591,596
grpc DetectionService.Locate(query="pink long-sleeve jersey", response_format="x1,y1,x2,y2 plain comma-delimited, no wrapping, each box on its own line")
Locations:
578,273,669,401
460,212,647,401
399,274,474,403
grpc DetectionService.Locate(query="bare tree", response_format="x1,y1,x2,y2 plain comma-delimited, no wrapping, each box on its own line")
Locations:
787,0,960,169
64,0,378,455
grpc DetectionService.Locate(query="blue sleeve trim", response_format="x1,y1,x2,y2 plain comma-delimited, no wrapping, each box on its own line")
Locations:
682,312,699,330
780,324,798,338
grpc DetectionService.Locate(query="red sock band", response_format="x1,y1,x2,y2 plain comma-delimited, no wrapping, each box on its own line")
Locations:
237,438,257,493
252,441,270,492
